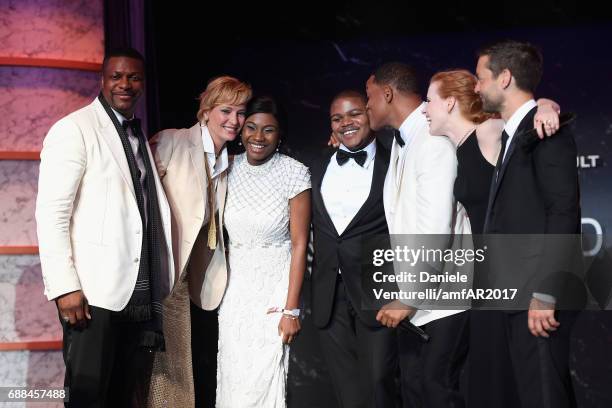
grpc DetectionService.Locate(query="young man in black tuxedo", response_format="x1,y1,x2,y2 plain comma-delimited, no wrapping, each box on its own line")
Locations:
311,90,397,408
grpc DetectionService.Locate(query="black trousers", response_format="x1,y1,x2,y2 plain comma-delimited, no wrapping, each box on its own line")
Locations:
468,310,520,407
398,311,469,408
60,305,154,408
190,301,219,408
317,278,397,408
504,310,577,408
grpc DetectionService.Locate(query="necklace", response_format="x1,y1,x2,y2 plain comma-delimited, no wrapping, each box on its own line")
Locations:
457,127,476,147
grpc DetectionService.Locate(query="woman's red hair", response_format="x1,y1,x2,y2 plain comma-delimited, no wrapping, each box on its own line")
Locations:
430,69,494,124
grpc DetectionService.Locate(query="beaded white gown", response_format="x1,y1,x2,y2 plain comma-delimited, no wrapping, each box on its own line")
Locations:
216,153,311,408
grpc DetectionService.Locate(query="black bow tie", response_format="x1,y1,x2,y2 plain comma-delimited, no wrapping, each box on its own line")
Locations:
393,129,405,147
336,149,368,166
122,118,141,132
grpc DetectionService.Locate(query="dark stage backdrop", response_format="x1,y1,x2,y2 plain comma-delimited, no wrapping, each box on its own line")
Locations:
154,25,612,407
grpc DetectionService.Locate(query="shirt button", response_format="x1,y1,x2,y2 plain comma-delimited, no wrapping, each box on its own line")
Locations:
134,258,139,263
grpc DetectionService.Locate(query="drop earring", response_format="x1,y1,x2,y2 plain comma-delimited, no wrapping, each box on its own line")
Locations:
276,141,281,152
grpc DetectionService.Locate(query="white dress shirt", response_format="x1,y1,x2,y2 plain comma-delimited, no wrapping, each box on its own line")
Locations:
201,125,228,220
321,139,377,235
501,99,537,162
112,109,148,222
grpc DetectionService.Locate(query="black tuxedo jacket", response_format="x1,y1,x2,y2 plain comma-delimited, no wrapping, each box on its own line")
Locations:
484,107,580,234
483,107,584,308
310,140,391,328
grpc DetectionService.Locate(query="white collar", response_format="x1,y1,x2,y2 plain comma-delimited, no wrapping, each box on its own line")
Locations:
111,108,133,125
201,124,229,173
338,138,377,167
397,102,427,147
504,99,537,137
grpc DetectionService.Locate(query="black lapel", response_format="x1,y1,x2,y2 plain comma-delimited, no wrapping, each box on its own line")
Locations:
312,149,340,237
342,139,390,234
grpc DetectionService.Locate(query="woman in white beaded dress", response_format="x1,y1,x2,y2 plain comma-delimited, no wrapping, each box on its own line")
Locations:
216,95,311,407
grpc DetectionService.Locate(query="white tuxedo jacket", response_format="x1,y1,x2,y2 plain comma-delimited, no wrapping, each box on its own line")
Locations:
383,111,468,326
36,98,175,310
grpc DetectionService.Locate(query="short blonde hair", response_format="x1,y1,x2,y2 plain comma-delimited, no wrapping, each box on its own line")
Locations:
196,76,252,122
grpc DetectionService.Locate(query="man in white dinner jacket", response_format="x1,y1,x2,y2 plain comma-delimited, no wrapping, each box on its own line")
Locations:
365,62,469,408
36,48,174,407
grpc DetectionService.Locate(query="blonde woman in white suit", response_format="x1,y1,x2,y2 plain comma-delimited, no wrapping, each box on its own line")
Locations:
150,76,252,407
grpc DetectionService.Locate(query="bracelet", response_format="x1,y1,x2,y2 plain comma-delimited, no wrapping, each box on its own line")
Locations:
282,314,298,320
282,308,300,317
267,307,301,317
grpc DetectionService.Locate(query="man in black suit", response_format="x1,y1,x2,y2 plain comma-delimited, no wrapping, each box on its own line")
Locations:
311,90,397,407
477,40,581,407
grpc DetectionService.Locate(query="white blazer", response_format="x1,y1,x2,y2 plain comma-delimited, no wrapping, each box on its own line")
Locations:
36,98,175,310
383,110,468,326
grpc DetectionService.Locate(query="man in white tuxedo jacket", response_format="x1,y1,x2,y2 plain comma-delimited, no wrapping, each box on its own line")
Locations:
36,48,174,406
365,63,469,408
